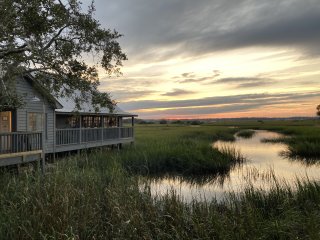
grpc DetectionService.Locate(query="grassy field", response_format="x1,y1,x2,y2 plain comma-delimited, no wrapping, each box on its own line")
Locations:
0,120,320,239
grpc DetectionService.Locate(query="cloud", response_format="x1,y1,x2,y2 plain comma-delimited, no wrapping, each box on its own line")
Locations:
161,88,195,96
110,89,156,102
206,9,320,55
212,77,275,88
119,91,320,111
138,103,265,116
99,77,160,91
175,73,274,88
181,72,195,78
93,0,320,62
177,70,221,83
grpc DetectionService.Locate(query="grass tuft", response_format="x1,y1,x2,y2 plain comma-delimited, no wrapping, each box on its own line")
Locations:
236,130,256,138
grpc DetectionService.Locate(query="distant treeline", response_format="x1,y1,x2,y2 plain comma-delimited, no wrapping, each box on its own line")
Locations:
122,117,318,125
126,119,204,125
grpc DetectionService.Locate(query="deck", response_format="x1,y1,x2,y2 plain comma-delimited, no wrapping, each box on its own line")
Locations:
55,127,134,152
0,132,43,167
0,127,134,167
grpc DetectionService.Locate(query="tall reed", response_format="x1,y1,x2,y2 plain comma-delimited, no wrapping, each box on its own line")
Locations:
0,123,319,239
0,155,320,239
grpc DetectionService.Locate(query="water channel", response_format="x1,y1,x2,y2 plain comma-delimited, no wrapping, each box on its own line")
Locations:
144,130,320,202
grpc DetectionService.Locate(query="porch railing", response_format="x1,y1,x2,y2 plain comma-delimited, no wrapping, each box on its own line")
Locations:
56,127,134,146
0,132,42,155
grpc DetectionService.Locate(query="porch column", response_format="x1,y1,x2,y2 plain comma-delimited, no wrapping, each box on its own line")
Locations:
101,116,104,142
53,111,56,160
79,115,82,144
118,117,121,139
41,102,46,173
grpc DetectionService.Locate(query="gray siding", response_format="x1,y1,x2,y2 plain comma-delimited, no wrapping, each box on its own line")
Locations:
15,77,55,153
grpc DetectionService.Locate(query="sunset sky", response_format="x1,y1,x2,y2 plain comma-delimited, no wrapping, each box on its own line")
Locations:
90,0,319,119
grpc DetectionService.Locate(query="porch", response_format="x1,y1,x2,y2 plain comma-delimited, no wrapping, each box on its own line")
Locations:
0,132,43,167
54,114,135,152
55,127,134,152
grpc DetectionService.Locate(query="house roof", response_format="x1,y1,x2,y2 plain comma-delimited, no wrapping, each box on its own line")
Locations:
55,94,136,116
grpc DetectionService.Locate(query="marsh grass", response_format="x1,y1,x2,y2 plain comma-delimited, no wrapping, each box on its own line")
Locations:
261,137,287,143
1,123,320,239
262,135,320,162
236,129,256,138
118,137,243,177
117,125,240,176
285,138,320,160
242,166,277,183
1,154,320,239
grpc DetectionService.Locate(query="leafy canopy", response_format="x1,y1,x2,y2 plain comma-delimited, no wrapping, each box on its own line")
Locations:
0,0,127,111
317,105,320,117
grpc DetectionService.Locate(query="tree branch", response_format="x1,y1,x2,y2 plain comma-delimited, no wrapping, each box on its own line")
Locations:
42,25,69,51
0,44,30,58
23,67,52,74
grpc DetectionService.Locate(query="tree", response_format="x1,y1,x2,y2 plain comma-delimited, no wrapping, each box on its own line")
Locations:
0,0,127,111
317,105,320,117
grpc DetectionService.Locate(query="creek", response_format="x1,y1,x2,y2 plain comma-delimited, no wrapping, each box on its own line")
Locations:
143,130,320,202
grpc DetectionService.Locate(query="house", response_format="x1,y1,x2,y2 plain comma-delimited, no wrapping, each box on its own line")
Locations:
0,75,136,169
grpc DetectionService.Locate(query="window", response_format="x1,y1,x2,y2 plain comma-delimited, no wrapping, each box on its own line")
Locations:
0,111,12,133
103,116,109,127
109,117,117,127
82,116,93,128
68,116,80,128
93,116,101,128
81,116,102,128
28,113,43,132
102,116,117,127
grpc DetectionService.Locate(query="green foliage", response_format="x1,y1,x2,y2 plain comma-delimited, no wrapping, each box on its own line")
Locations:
0,0,126,111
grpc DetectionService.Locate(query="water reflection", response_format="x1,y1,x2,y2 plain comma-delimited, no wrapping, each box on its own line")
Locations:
144,130,320,202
